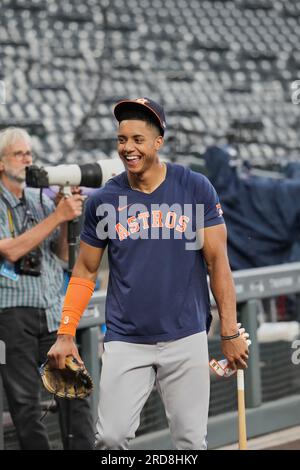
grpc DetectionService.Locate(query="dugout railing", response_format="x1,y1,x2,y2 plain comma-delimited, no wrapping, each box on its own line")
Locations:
1,262,300,449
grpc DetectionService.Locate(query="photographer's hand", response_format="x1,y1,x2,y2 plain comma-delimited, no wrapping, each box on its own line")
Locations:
54,194,85,223
54,186,82,206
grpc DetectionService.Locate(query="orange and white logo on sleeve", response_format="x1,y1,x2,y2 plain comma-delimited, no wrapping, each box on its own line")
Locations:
216,203,223,217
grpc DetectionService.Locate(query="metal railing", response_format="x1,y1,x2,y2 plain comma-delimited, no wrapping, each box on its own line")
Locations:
1,262,300,449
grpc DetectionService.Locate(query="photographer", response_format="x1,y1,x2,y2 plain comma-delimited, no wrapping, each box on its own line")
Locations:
0,127,94,450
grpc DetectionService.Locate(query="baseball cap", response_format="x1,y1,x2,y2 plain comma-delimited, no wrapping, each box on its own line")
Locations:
113,97,166,136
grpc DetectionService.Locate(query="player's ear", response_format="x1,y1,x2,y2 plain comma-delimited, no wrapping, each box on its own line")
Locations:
154,135,164,150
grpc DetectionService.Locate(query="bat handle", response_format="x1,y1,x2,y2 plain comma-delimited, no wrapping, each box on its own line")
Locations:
237,369,247,450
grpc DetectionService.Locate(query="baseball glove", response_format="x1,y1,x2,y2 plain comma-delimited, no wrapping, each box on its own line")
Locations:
40,355,93,399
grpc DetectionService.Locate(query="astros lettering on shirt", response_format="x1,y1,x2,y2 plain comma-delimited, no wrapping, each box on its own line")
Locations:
81,162,225,344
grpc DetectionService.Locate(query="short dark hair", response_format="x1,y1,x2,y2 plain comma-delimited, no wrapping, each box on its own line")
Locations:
117,109,162,136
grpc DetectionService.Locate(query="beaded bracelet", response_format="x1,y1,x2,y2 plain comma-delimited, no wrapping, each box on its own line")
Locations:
220,332,240,340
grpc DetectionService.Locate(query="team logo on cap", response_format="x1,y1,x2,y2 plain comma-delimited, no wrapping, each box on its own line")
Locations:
135,98,149,105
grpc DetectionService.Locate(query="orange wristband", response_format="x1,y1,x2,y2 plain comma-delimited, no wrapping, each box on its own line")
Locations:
58,277,95,336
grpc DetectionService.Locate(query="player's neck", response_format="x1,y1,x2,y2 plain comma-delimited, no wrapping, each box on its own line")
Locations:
128,161,167,194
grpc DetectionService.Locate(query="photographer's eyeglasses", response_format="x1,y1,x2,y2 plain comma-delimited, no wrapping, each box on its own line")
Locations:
5,150,33,159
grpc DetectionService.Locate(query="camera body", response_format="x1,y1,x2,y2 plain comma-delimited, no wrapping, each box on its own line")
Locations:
15,248,42,276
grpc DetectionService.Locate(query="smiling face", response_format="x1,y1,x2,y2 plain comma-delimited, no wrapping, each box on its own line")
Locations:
117,120,164,175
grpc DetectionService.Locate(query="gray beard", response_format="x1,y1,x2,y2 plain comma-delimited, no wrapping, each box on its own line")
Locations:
5,170,26,184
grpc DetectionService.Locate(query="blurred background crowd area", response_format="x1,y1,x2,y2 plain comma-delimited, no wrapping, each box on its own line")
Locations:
0,0,299,168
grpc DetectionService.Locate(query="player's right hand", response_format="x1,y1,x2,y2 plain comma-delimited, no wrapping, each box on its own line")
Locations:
47,334,84,369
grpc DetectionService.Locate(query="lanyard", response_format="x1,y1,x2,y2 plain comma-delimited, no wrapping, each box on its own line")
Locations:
6,205,15,237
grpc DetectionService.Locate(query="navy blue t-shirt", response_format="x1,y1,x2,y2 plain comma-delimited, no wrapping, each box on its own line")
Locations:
81,162,225,343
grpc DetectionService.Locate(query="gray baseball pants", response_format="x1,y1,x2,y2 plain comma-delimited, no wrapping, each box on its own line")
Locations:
95,331,210,450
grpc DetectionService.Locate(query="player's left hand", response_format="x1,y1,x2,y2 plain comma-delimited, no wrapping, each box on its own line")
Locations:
221,323,250,370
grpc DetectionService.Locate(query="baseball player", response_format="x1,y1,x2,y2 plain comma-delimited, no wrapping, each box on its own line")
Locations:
47,98,249,450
